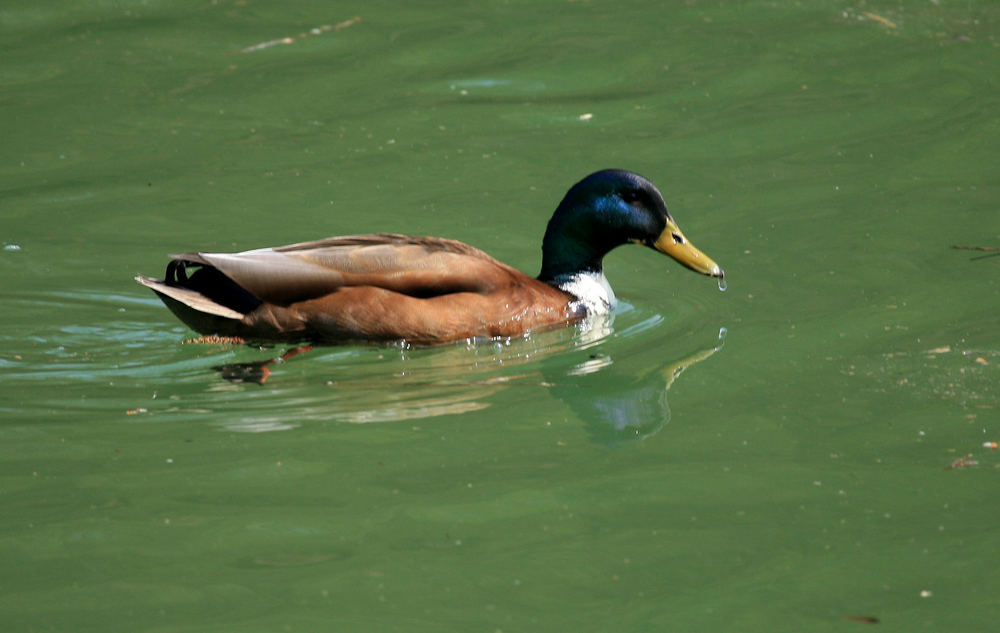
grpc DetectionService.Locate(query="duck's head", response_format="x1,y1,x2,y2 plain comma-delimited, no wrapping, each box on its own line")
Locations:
538,169,724,282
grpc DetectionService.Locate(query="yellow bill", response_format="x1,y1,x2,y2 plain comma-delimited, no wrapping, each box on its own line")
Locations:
653,219,724,278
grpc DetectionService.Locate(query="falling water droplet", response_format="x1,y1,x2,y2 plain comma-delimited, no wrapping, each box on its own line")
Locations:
714,326,728,351
717,274,727,292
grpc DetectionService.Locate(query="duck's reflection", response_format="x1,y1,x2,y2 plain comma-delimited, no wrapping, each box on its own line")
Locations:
209,320,726,443
554,327,726,444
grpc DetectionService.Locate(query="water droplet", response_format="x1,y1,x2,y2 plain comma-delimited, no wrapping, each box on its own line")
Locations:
714,326,728,351
717,275,727,292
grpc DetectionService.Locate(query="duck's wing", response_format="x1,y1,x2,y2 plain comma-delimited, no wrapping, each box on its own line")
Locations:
169,234,518,306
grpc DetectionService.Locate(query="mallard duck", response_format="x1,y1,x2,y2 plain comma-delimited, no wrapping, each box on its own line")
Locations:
136,169,723,345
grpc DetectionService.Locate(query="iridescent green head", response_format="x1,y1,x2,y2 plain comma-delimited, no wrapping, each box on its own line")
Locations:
538,169,723,282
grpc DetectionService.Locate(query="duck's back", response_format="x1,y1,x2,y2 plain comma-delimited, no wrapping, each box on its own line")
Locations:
137,234,577,344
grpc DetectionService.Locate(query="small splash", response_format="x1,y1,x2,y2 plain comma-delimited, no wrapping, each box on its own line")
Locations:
4,243,21,252
717,274,727,292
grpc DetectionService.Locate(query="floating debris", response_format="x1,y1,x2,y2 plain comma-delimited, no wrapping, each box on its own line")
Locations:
862,11,897,29
946,454,978,470
242,17,361,53
126,408,148,415
243,36,294,52
951,244,1000,261
578,113,593,121
951,244,1000,252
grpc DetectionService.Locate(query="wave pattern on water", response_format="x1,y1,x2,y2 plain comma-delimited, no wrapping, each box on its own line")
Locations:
2,289,728,444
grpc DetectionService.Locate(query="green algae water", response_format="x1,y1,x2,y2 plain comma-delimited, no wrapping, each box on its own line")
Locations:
2,1,998,631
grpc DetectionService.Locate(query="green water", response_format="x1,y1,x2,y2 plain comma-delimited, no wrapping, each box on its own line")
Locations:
2,1,998,630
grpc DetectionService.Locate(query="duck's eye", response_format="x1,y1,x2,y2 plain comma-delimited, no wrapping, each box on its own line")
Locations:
621,191,642,205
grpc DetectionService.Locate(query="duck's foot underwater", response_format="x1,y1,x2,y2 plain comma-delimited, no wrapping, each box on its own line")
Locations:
213,345,314,385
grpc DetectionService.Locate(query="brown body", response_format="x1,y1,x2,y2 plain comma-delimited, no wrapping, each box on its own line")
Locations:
137,234,580,345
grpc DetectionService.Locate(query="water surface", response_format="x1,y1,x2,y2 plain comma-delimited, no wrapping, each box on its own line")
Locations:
2,1,998,631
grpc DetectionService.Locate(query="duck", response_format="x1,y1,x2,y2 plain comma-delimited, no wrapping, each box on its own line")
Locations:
136,169,724,345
